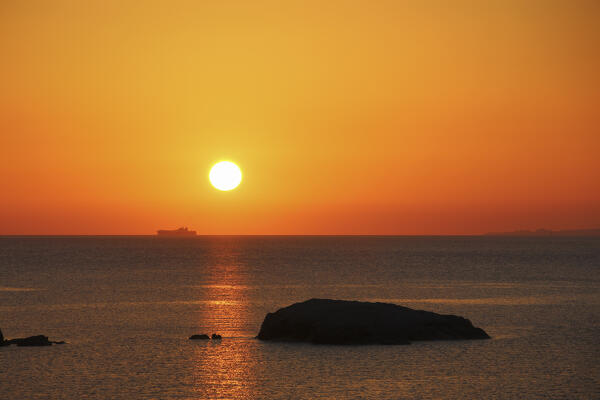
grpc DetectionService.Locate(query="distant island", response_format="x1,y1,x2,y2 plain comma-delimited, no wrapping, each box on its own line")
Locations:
156,227,197,237
483,228,600,237
257,299,490,345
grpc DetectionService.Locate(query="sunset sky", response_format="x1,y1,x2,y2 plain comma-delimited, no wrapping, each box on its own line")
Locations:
1,0,599,235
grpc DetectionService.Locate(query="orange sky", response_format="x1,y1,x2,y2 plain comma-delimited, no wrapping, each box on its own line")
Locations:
1,0,599,235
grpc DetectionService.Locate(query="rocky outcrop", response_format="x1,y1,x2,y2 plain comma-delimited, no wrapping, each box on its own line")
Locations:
8,335,53,347
189,333,223,340
257,299,490,345
0,329,65,347
189,334,210,340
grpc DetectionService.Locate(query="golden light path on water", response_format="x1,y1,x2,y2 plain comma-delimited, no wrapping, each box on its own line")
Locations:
190,239,259,399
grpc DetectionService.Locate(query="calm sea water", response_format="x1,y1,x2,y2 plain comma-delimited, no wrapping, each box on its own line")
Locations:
1,236,598,399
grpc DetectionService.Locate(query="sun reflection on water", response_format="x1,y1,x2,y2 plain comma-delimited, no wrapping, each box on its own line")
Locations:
190,238,259,399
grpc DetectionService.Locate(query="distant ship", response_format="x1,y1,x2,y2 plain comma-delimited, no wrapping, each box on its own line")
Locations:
156,227,197,237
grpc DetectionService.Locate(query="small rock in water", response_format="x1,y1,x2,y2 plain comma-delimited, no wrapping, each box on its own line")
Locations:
211,333,222,340
189,334,210,340
0,330,64,347
11,335,53,347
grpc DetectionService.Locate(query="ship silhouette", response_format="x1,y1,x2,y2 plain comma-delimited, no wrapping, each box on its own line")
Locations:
156,227,197,237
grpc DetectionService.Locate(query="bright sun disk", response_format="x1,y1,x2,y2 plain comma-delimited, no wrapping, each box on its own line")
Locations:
209,161,242,191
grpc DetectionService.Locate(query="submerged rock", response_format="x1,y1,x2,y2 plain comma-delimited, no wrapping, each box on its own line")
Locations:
189,334,210,340
257,298,490,345
211,333,222,340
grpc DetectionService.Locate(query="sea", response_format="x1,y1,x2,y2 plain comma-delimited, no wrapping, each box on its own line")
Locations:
1,236,598,399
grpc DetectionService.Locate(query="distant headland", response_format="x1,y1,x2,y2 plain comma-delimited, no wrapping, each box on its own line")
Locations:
156,227,197,237
483,228,600,237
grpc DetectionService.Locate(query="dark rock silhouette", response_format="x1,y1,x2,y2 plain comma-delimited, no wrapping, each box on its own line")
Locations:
257,299,490,345
9,335,53,346
0,329,65,347
211,333,222,340
189,334,210,340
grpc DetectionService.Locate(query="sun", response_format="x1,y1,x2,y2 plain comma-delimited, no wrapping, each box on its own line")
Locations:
209,161,242,191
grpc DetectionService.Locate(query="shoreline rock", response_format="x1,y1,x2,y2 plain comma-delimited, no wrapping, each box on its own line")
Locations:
1,329,65,347
9,335,53,347
257,299,490,345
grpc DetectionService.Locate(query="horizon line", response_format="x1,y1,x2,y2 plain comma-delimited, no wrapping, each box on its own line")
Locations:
0,234,485,237
1,231,600,238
